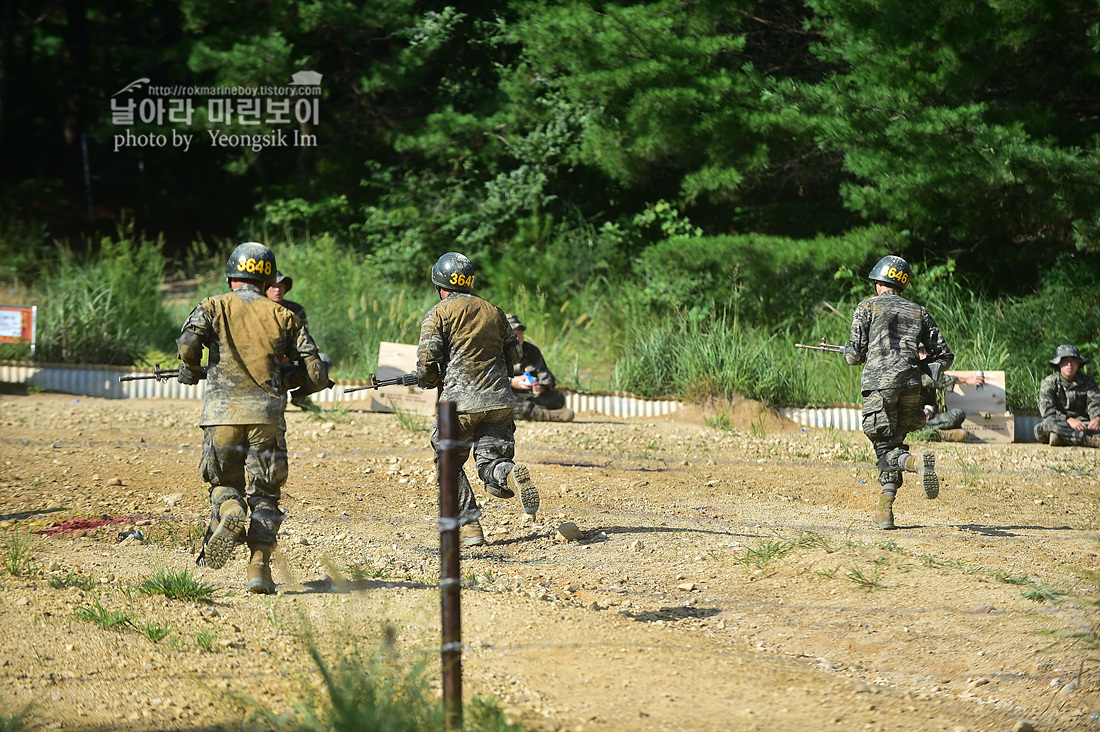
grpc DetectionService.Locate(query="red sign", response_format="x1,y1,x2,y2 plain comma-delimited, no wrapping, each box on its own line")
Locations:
0,305,36,350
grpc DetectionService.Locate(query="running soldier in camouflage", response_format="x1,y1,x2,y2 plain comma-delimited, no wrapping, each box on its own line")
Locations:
179,242,331,593
1034,344,1100,447
844,255,953,529
411,252,540,549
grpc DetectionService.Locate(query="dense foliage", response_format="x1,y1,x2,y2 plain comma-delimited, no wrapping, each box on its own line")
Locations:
2,0,1099,410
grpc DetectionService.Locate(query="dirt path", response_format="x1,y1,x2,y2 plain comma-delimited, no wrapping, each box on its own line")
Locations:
0,393,1097,731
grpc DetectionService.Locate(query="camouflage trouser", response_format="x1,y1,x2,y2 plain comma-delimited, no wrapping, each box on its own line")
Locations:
513,389,566,420
926,407,966,431
862,385,924,486
1034,418,1099,447
430,407,515,527
199,424,287,545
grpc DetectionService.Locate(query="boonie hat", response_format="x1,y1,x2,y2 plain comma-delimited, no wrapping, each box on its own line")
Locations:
273,271,293,292
1049,344,1089,367
506,314,525,330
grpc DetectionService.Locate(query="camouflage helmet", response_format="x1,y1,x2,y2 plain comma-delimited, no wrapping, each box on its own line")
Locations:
1049,344,1090,367
867,255,912,291
506,313,525,330
225,242,277,285
431,252,475,293
273,270,293,292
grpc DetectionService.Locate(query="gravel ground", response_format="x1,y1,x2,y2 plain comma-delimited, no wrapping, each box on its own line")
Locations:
0,392,1098,731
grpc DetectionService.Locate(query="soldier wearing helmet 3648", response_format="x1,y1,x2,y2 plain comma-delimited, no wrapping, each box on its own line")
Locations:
406,252,540,548
843,255,954,530
178,242,331,593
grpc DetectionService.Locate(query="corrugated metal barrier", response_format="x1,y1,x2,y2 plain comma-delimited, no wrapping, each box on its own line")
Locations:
2,361,1045,438
779,406,1042,443
0,361,681,417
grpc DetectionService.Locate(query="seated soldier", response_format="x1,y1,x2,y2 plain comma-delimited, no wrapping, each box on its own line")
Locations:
506,314,574,422
1034,344,1100,447
919,344,986,442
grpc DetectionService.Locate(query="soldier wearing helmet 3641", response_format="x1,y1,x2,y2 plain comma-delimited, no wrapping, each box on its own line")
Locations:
177,242,331,593
843,255,953,530
406,252,540,548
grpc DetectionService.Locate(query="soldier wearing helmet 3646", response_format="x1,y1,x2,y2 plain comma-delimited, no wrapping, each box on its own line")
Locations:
177,242,331,593
406,252,540,548
843,255,954,530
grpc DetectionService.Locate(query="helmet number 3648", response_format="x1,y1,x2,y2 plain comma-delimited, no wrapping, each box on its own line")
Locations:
237,257,273,276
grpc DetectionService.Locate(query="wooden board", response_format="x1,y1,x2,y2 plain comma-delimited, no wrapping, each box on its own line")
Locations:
369,342,438,416
943,370,1014,443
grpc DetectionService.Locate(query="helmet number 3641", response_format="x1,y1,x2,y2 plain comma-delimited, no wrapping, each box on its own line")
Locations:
449,272,474,288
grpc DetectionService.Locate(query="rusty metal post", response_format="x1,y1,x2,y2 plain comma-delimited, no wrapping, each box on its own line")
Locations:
437,400,463,730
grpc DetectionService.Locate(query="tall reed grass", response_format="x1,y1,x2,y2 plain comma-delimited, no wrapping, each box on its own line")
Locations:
3,224,1095,412
33,225,176,365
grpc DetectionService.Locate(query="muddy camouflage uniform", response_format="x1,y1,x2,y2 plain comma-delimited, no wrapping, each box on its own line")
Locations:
512,340,567,418
920,372,967,431
414,291,523,527
1035,371,1100,446
178,282,326,554
845,289,953,486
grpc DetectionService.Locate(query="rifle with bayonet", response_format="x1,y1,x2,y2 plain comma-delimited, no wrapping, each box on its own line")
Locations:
342,373,419,394
794,337,846,354
118,363,206,383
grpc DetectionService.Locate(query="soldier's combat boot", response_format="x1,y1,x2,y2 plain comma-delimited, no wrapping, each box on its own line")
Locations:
899,451,939,499
246,543,276,594
916,450,939,499
874,493,896,530
198,502,246,569
460,520,486,548
1083,434,1100,449
1049,432,1067,446
507,463,540,519
529,406,575,422
934,429,968,443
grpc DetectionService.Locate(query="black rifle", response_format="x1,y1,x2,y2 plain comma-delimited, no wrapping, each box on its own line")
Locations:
343,373,419,394
794,337,846,354
118,363,206,383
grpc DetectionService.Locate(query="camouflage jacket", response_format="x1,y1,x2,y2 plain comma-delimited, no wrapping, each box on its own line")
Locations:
511,341,556,392
920,372,960,414
178,283,325,428
844,289,954,391
414,292,520,413
1038,371,1100,422
281,299,308,326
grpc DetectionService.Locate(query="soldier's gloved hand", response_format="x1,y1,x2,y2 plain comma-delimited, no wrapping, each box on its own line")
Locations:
178,363,202,385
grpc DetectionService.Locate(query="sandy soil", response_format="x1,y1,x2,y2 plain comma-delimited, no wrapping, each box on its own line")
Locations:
0,391,1097,732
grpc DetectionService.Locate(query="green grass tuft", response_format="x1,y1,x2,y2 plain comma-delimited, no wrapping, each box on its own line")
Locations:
3,533,33,577
48,571,97,590
72,594,135,631
137,568,218,601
